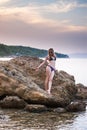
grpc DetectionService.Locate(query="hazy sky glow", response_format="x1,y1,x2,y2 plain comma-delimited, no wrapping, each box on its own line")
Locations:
0,0,87,54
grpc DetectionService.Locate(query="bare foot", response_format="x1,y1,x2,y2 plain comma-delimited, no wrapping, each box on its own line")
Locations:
47,90,51,95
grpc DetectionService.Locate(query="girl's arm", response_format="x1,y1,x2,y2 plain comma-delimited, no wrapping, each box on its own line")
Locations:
36,57,48,71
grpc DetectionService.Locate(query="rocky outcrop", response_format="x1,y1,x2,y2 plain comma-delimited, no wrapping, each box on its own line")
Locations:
0,56,86,112
75,83,87,99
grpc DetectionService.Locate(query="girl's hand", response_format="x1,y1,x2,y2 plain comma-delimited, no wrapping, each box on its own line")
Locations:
35,67,39,72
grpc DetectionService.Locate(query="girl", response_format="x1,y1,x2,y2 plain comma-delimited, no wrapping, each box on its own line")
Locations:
36,48,56,94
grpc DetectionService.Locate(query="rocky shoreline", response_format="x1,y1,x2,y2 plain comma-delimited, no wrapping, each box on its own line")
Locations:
0,56,87,112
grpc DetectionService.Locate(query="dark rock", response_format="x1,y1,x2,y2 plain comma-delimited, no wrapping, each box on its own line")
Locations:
75,84,87,99
66,101,86,112
24,104,48,112
0,96,26,108
52,107,66,113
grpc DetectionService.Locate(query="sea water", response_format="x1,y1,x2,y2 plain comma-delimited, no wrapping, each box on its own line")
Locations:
0,57,12,61
56,58,87,86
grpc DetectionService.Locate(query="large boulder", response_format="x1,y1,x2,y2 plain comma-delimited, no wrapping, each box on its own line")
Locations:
0,71,60,107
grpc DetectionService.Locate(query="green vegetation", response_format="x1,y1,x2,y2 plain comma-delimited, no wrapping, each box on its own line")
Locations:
0,43,69,58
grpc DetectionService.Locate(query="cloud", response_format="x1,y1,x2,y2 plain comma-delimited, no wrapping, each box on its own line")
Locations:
1,0,87,13
0,17,87,53
0,0,10,4
0,1,86,32
0,0,87,53
26,0,87,14
0,0,30,7
43,0,77,13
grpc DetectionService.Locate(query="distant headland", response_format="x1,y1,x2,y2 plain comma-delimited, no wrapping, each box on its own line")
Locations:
0,43,69,58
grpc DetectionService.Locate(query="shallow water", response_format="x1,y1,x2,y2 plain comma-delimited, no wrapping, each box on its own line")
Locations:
0,107,87,130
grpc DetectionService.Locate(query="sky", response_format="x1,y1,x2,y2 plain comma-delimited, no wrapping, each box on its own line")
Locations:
0,0,87,54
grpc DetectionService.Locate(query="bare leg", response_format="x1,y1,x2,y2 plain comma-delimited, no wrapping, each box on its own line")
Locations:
47,71,54,94
45,76,49,91
45,66,51,91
